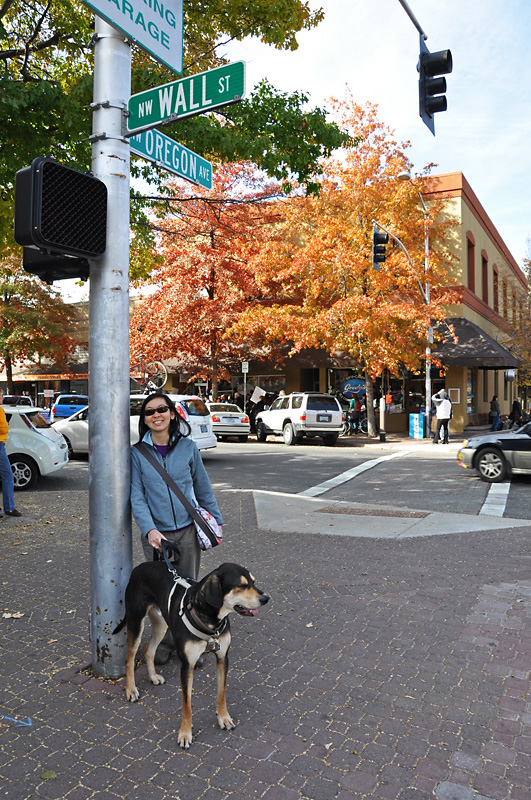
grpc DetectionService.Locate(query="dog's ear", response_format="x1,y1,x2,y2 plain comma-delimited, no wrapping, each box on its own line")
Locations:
202,574,224,608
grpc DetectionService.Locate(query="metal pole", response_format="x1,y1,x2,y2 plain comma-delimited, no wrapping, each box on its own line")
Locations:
89,16,132,678
423,215,432,437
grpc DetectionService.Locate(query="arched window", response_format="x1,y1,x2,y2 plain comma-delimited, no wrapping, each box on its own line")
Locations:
466,232,475,293
481,250,488,304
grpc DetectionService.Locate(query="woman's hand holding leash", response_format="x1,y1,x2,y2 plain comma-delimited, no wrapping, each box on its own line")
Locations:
147,529,166,550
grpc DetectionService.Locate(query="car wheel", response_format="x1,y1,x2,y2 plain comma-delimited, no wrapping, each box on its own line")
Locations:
9,455,39,490
238,435,248,442
63,436,74,458
256,421,267,442
322,434,339,446
283,423,299,446
476,447,507,482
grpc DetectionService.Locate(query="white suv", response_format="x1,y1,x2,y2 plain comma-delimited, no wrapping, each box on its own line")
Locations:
255,392,343,446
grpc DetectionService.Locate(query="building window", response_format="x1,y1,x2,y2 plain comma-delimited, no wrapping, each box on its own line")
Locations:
493,266,499,313
467,233,475,293
481,251,488,304
503,280,508,318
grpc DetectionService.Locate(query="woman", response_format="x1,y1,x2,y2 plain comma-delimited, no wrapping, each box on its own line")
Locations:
131,392,223,665
130,392,223,580
489,395,501,432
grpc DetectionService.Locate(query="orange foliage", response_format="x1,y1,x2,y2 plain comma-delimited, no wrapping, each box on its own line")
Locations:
230,97,459,379
130,162,284,384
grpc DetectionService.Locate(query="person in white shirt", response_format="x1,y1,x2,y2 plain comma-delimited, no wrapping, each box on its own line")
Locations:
432,390,452,444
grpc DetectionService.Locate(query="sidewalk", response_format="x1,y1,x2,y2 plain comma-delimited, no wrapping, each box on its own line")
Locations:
1,482,531,800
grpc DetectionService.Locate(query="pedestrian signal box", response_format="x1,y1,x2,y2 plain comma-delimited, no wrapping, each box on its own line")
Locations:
14,157,107,261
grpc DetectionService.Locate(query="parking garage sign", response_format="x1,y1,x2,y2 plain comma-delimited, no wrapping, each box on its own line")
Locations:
80,0,183,74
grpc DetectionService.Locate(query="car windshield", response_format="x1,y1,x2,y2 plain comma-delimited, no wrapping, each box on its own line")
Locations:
209,404,241,413
181,399,209,417
306,396,340,411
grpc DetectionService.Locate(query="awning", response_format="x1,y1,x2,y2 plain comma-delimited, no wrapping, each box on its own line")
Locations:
432,317,519,368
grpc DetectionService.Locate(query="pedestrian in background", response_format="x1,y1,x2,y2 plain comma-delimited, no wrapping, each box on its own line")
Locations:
489,395,501,432
0,391,21,517
432,389,452,444
509,396,523,428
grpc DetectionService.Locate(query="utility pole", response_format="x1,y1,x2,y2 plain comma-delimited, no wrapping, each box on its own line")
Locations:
88,17,132,678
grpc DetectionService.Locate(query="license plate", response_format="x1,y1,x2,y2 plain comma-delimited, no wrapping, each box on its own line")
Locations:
200,425,208,432
317,414,331,422
223,418,238,424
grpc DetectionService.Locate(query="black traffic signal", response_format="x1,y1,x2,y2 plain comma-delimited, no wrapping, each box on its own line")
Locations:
372,225,389,270
418,38,453,135
14,157,107,269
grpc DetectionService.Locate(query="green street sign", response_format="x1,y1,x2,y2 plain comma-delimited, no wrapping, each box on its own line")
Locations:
130,129,212,189
126,61,245,135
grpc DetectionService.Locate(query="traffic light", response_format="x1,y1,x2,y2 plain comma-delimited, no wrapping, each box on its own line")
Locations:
14,157,107,274
418,38,453,135
372,225,389,270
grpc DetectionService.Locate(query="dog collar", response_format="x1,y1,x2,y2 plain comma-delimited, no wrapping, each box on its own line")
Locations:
179,593,227,651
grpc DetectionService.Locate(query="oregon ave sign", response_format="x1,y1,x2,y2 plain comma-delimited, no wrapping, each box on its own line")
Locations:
81,0,183,74
126,61,245,135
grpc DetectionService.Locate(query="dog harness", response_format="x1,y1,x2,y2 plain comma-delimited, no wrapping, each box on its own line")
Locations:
165,559,227,653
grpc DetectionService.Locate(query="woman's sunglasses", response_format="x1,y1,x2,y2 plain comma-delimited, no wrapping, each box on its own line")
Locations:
144,405,171,417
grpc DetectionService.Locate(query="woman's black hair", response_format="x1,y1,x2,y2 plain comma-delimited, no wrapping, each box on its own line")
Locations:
138,392,191,450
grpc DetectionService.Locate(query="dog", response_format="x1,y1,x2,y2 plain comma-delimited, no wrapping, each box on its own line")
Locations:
114,554,269,748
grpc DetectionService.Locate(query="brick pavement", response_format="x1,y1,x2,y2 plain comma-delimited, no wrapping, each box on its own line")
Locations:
1,484,531,799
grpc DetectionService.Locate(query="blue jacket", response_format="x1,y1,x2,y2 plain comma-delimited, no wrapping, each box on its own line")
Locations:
130,431,222,538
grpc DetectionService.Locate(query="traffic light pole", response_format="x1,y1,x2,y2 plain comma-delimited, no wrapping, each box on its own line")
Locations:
89,16,132,678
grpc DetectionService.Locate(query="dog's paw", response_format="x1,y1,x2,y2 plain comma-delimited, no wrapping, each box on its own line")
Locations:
178,728,193,749
150,673,166,686
125,687,140,703
217,713,235,731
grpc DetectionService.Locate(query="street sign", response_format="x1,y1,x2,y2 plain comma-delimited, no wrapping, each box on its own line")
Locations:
242,362,249,373
126,61,245,135
130,129,212,189
80,0,183,74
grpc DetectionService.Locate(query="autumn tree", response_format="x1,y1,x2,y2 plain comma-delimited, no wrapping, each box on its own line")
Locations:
130,162,284,396
0,255,77,391
229,99,459,434
1,0,349,269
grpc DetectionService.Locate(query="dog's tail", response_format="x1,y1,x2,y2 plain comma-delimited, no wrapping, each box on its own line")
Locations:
113,617,126,635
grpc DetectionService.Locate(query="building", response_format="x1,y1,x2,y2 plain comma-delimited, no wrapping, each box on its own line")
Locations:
424,172,526,432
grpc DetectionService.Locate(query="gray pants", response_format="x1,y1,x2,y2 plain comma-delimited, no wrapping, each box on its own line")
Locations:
141,522,201,580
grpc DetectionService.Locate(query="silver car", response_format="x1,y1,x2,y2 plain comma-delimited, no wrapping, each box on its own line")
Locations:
457,422,531,482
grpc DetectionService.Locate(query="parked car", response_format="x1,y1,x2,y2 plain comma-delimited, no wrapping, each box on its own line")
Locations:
5,407,69,489
50,393,89,422
53,395,217,456
2,395,34,406
206,402,250,442
457,422,531,482
255,392,343,446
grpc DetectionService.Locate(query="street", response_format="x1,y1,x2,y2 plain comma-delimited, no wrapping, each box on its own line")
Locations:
38,436,531,522
2,437,531,800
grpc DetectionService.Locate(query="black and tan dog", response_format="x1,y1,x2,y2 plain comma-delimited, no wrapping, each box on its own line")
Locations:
114,552,269,748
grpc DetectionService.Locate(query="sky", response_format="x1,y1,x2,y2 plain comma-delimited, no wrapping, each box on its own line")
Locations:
59,0,531,301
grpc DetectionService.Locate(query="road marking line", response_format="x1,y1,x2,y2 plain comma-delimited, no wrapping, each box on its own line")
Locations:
479,482,510,517
298,451,413,497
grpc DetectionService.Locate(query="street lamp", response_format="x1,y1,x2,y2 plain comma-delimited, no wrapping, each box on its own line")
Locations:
398,172,433,437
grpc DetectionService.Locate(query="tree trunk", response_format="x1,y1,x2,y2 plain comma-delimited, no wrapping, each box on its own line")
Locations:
5,352,14,394
365,370,378,437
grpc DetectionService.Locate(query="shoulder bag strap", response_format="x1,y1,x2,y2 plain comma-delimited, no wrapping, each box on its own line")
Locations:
134,442,218,547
